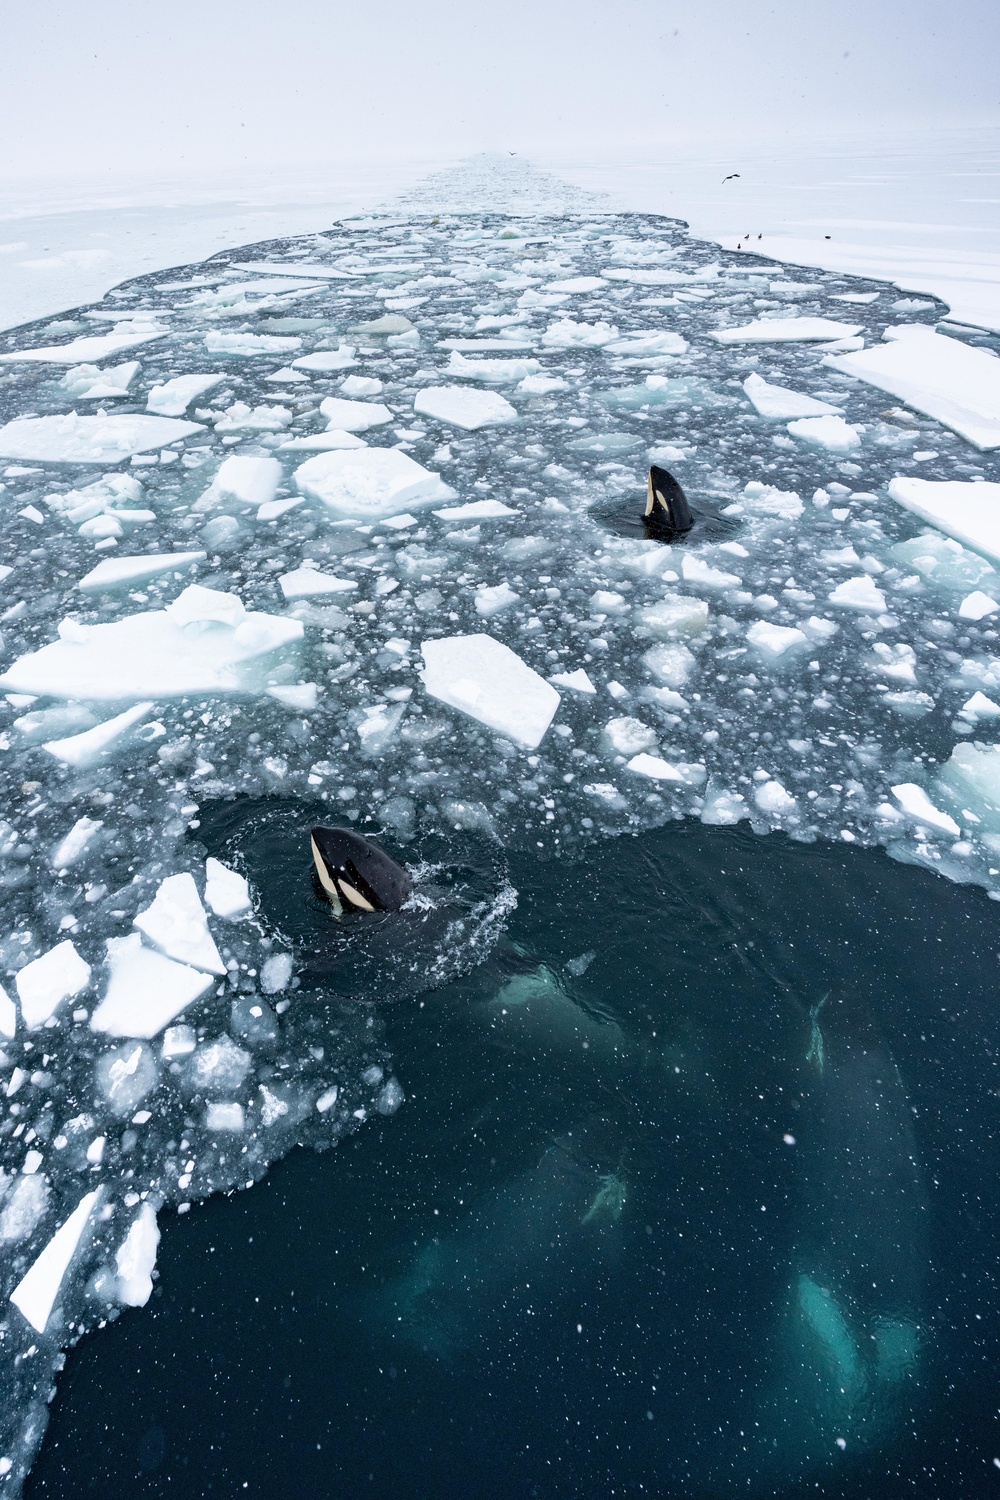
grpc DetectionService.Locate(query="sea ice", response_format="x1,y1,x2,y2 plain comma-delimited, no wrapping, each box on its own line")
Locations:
0,413,202,464
712,317,863,344
318,396,392,431
445,351,541,383
295,448,454,519
827,576,887,612
10,1190,101,1334
60,361,139,399
746,621,808,658
958,591,999,621
433,499,516,520
278,567,357,600
0,328,166,364
115,1203,159,1307
891,783,960,837
550,668,596,694
826,325,1000,449
742,373,840,420
291,347,357,371
15,941,91,1030
134,873,225,974
204,331,302,356
90,934,215,1038
787,415,862,453
626,753,706,785
413,386,517,430
146,373,225,416
77,552,206,593
474,582,520,616
540,319,619,349
887,478,1000,566
50,816,102,870
196,455,281,510
420,635,560,749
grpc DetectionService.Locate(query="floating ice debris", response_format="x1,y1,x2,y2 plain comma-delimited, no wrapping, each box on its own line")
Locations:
827,576,887,612
887,478,1000,566
15,940,91,1030
742,373,840,420
959,591,999,620
230,261,360,279
712,317,863,344
0,413,202,464
204,858,252,919
474,582,520,616
701,785,750,825
115,1203,159,1307
257,496,305,520
753,779,797,815
787,415,862,453
445,351,541,383
680,555,740,589
0,984,14,1041
826,325,1000,449
43,702,154,768
433,499,516,520
638,596,710,638
603,330,689,357
91,934,214,1038
291,346,357,371
550,668,596,694
134,873,225,975
518,373,569,394
626,753,706,785
212,403,292,435
959,691,1000,721
891,783,960,837
10,1190,101,1333
295,448,454,519
204,331,302,356
746,620,808,658
77,551,206,593
413,386,517,430
59,361,139,400
278,566,357,600
278,431,367,453
50,816,102,870
0,327,166,364
420,635,560,749
267,683,318,710
540,319,619,349
146,373,225,416
196,455,281,510
0,589,302,701
340,375,383,397
545,276,605,293
318,396,392,431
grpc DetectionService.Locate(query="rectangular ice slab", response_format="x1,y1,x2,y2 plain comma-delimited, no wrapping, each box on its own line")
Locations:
15,940,91,1030
0,328,166,364
0,589,302,701
0,413,203,464
742,373,840,420
295,448,454,519
10,1189,101,1333
712,317,862,344
888,477,1000,565
826,326,1000,449
278,567,357,600
78,552,205,592
413,386,517,431
91,933,215,1037
318,397,392,431
420,634,560,749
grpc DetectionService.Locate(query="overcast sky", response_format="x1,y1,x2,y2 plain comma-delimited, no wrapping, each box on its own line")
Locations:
1,0,996,180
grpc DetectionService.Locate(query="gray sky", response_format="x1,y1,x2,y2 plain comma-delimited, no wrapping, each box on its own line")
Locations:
0,0,997,178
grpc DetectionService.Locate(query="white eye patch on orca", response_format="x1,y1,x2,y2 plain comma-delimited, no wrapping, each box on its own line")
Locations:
309,824,413,914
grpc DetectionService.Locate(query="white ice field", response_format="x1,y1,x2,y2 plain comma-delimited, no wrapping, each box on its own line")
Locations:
0,155,999,1486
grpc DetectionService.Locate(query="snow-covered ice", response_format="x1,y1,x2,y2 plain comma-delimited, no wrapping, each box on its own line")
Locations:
413,386,518,431
294,448,454,518
712,317,862,344
0,413,202,463
420,635,561,749
887,478,1000,565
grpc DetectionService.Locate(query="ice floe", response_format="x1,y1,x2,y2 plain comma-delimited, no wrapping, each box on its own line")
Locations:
743,373,841,420
712,317,863,344
420,635,560,749
413,386,518,430
0,413,203,463
146,373,225,416
0,328,166,365
15,941,91,1031
294,448,454,518
887,478,1000,565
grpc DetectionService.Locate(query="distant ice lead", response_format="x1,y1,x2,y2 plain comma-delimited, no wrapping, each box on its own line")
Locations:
643,466,692,538
310,827,412,915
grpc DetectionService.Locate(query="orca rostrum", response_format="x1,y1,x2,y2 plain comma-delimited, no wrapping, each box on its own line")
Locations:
310,826,412,914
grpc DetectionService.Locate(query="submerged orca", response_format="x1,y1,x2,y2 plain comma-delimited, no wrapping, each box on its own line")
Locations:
644,464,693,538
310,826,412,914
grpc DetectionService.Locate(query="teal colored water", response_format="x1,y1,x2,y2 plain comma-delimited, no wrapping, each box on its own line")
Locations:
25,821,1000,1497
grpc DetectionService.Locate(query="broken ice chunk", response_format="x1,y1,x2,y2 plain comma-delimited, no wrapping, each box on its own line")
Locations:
474,582,520,617
146,373,225,416
433,499,516,520
134,873,225,974
637,595,710,638
681,556,741,590
204,331,302,356
0,413,202,464
78,551,206,593
0,327,166,364
891,782,960,837
549,668,596,694
16,941,91,1030
420,635,560,750
206,1102,245,1131
445,351,541,383
42,699,154,768
787,415,862,453
95,1040,159,1115
10,1188,101,1334
318,396,392,431
91,934,215,1038
604,718,657,756
278,567,357,600
195,455,282,511
540,319,619,349
0,982,15,1040
626,753,705,785
340,375,383,397
753,779,798,815
50,816,102,869
60,361,140,400
204,858,252,919
260,953,293,994
291,346,357,372
267,684,318,710
115,1202,159,1307
700,784,750,825
712,317,862,345
742,373,840,420
827,577,887,612
958,591,999,621
960,691,1000,721
295,448,454,520
888,478,1000,566
413,386,517,431
746,621,808,659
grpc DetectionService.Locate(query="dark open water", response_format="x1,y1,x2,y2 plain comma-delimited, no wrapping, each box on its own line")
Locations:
24,823,1000,1497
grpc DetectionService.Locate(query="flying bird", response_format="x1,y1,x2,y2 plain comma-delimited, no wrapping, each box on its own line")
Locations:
722,173,741,183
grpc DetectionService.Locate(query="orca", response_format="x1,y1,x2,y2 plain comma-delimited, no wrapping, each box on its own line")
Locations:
644,464,693,537
310,826,412,915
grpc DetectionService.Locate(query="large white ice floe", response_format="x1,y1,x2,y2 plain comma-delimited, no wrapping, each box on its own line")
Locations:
204,331,302,356
15,941,91,1031
413,385,518,430
294,448,454,518
0,328,166,365
0,413,203,463
90,933,215,1037
887,478,1000,565
712,317,863,344
0,585,302,700
825,325,1000,449
742,373,840,420
10,1190,102,1333
420,635,561,749
134,872,225,974
786,414,862,453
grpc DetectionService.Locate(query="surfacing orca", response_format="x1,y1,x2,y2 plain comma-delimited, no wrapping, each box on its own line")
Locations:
644,464,693,538
310,826,412,915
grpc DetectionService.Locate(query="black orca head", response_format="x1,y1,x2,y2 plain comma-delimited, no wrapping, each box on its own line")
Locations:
309,826,412,915
644,465,693,538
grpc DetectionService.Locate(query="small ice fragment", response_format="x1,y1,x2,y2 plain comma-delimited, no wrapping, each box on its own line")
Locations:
146,373,225,417
540,319,619,349
754,780,797,815
51,816,102,869
78,551,205,593
115,1202,159,1307
627,753,705,785
318,396,392,431
742,373,840,420
681,556,741,590
376,1078,404,1115
712,317,862,344
257,496,305,521
445,351,540,383
295,447,454,519
10,1188,102,1332
420,634,560,750
278,567,357,600
413,386,517,431
92,934,214,1038
205,1102,245,1132
643,642,695,687
134,872,225,974
204,858,251,919
827,577,887,612
260,953,293,994
16,941,91,1030
0,983,15,1040
291,346,357,371
432,499,516,520
960,691,1000,720
205,331,302,356
0,327,166,364
197,455,281,511
701,785,750,825
638,596,710,638
315,1087,339,1113
161,1024,197,1058
959,591,999,621
787,415,862,453
746,621,808,658
475,582,520,617
43,702,154,768
605,717,657,756
550,668,596,694
267,683,318,710
891,782,960,837
340,375,382,397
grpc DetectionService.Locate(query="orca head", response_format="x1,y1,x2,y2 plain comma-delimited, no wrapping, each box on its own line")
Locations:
309,826,412,915
644,465,693,538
